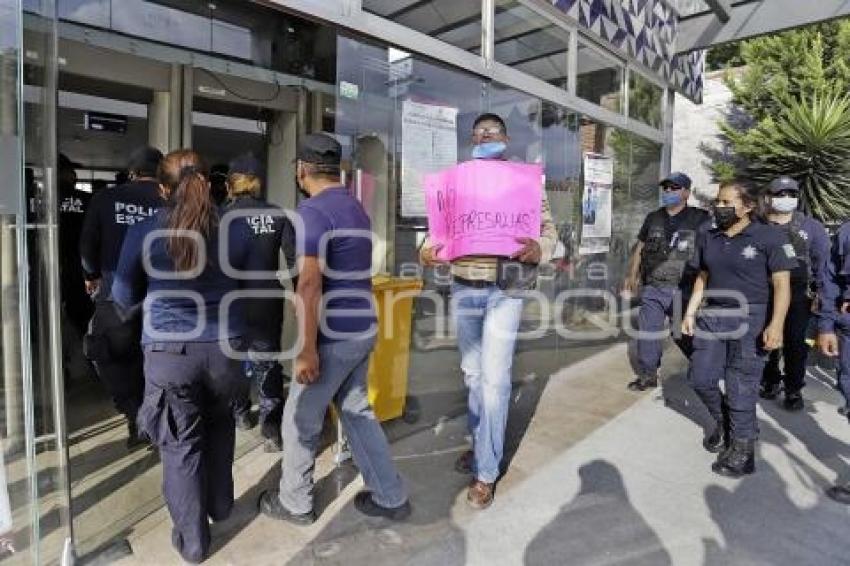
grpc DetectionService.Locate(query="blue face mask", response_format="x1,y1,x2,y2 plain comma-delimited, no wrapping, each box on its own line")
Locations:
661,192,682,207
472,141,507,159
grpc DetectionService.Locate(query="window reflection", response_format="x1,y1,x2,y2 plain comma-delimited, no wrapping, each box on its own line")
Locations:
363,0,482,53
628,71,663,129
493,0,570,90
576,42,623,113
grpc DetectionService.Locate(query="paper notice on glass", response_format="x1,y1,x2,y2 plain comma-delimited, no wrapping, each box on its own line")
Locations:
401,100,458,217
579,154,614,255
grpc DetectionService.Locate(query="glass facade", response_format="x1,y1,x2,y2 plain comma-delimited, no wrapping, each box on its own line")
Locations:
493,0,571,90
628,70,664,129
576,41,624,113
2,0,674,562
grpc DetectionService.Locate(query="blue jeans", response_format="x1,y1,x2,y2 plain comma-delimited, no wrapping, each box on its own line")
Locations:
278,336,407,514
452,282,524,484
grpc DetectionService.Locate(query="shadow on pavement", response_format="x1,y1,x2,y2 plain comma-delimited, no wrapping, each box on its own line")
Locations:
524,460,672,566
702,418,848,566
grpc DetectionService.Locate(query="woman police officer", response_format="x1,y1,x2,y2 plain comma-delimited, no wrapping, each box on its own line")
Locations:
112,150,250,563
682,179,794,477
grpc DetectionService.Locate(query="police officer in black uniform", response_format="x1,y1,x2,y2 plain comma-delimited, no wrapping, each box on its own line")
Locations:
224,154,295,452
624,172,709,391
58,154,98,384
682,179,793,477
79,146,163,448
758,176,829,411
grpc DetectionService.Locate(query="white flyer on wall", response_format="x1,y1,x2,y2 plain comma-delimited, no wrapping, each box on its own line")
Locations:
401,100,458,217
579,153,614,255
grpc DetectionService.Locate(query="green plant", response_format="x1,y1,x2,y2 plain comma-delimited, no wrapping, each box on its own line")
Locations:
711,20,850,222
722,92,850,220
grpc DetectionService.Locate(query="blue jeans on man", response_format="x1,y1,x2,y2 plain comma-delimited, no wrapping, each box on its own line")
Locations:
452,282,524,484
277,336,408,514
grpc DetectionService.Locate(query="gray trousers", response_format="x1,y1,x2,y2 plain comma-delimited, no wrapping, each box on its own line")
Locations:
278,336,407,514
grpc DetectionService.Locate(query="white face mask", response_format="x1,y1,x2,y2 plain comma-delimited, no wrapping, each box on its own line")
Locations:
772,196,798,213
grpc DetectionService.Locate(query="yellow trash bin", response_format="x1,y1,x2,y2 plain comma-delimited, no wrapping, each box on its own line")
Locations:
367,275,423,422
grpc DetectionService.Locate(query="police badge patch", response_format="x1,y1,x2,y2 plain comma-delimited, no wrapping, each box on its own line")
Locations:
783,244,796,258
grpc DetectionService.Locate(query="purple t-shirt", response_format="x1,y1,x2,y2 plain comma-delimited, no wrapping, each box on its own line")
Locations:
298,187,376,343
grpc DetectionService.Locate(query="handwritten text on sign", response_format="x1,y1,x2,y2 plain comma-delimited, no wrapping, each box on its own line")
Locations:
425,160,543,261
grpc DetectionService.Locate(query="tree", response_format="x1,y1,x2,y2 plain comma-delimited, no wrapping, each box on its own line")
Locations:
710,19,850,222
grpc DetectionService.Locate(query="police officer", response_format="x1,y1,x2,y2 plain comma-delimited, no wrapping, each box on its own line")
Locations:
759,176,829,411
816,220,850,417
58,154,95,379
624,172,709,391
224,154,295,452
682,179,794,477
817,220,850,503
112,149,249,564
79,146,163,448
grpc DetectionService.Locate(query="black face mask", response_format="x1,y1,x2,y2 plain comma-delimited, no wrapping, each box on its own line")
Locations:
714,206,739,230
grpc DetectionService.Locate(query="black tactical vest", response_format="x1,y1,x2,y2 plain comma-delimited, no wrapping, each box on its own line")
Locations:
641,208,704,287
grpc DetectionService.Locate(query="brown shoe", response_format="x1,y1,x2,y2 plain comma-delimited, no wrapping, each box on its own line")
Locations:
455,450,474,474
466,480,494,510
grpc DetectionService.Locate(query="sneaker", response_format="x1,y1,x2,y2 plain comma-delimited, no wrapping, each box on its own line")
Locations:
455,450,474,474
839,405,850,417
626,373,658,392
258,490,315,525
783,392,804,412
353,491,411,521
759,382,782,400
466,480,495,510
235,411,257,431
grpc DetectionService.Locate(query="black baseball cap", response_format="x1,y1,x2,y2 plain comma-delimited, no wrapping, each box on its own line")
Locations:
659,171,692,190
228,153,263,177
127,146,163,177
767,176,800,194
296,133,341,166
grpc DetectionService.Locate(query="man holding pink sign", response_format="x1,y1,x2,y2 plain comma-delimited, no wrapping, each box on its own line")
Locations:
420,113,557,509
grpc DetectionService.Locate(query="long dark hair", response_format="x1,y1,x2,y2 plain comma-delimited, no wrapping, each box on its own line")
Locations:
158,150,216,271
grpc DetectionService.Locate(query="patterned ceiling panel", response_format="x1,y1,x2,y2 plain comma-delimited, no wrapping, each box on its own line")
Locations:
551,0,704,102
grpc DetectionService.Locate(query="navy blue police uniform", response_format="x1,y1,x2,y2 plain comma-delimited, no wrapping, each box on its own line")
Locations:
760,180,829,407
224,158,296,448
79,155,163,442
634,200,709,382
689,221,796,443
818,221,850,416
112,204,250,564
58,154,93,334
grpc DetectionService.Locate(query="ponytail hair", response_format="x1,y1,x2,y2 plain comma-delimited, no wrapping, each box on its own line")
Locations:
158,150,216,272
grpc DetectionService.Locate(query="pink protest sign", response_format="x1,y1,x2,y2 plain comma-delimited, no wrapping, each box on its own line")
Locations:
425,160,543,261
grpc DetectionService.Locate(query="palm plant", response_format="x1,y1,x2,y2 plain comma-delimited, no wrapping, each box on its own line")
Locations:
720,91,850,222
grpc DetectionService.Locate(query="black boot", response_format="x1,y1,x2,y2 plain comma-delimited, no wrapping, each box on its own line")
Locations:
712,439,755,477
783,391,804,412
627,372,658,392
826,483,850,505
705,399,731,453
759,382,782,400
703,421,726,453
126,419,146,450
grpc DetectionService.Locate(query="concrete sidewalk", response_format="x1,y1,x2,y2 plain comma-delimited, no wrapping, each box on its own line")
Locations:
111,343,850,565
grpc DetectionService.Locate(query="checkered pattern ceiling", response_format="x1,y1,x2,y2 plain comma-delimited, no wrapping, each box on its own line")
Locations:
552,0,704,102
